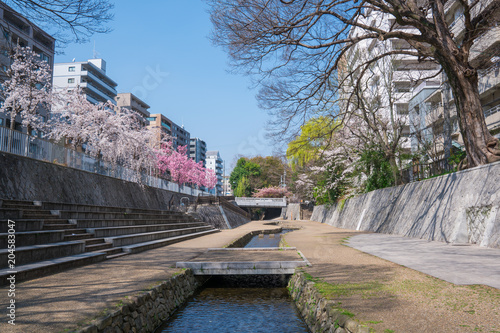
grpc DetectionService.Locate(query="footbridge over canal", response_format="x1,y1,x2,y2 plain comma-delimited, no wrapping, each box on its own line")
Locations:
234,197,287,208
176,247,310,275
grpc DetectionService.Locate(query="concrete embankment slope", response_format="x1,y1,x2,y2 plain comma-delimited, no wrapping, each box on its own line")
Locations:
311,160,500,248
0,152,188,210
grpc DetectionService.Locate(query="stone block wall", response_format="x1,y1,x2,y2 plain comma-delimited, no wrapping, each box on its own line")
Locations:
0,152,191,210
288,272,369,333
311,161,500,248
77,270,202,333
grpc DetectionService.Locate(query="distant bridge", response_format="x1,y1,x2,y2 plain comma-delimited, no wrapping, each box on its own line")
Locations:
234,197,287,208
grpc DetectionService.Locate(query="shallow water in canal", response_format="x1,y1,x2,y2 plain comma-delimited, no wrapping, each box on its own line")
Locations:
243,229,293,248
154,287,309,333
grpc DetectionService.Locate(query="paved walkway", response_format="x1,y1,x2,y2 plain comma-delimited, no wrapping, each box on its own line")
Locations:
347,233,500,289
0,221,281,333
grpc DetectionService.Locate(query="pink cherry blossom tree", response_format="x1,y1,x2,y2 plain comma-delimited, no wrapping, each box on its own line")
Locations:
157,142,217,191
252,186,291,198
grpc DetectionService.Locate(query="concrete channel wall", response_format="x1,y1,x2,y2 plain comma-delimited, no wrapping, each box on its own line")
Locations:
288,272,369,333
194,205,251,229
77,270,203,333
311,160,500,249
0,152,192,210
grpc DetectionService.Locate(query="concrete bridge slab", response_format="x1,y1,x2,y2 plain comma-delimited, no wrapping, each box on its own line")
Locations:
176,247,310,275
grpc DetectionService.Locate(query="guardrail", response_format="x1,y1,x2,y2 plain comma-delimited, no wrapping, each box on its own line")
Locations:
0,126,207,196
234,197,287,208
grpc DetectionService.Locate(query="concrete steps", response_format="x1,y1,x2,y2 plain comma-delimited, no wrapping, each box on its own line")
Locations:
75,218,196,228
56,211,192,221
0,230,65,247
0,252,107,285
105,226,214,247
123,229,220,254
0,198,219,284
87,222,207,238
0,219,44,232
0,241,85,268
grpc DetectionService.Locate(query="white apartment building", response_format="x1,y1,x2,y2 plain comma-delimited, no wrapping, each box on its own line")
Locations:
206,150,223,195
53,59,118,105
0,0,55,131
408,0,500,160
344,1,499,166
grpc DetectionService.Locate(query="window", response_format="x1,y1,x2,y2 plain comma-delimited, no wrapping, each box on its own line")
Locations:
68,66,75,72
68,78,75,83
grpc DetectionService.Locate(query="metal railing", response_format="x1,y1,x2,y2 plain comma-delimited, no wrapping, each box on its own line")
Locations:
401,158,452,184
484,104,500,118
0,126,208,196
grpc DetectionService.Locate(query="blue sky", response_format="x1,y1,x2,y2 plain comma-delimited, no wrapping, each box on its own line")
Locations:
54,0,274,172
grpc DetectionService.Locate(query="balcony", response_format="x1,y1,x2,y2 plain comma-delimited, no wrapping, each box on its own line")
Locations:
484,104,500,118
470,26,500,66
478,64,500,97
448,0,495,40
425,103,444,127
80,82,116,104
81,70,117,96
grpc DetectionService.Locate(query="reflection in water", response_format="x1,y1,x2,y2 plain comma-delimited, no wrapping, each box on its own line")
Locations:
244,229,293,248
155,287,309,333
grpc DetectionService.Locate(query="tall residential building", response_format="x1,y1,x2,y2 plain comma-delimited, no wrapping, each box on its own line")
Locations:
115,93,150,126
408,0,500,159
53,58,118,105
343,1,499,166
189,138,207,166
206,150,223,195
0,0,55,131
147,113,191,152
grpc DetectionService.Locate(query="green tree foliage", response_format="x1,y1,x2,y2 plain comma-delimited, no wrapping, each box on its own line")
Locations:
286,116,337,170
356,147,395,193
234,176,252,197
229,158,261,196
246,156,288,189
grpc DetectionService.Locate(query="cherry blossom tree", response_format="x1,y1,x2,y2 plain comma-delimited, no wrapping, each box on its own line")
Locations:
0,45,52,149
253,186,291,198
48,87,160,178
157,141,217,191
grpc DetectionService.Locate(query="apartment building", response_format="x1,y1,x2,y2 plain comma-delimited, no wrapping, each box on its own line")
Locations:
206,150,223,195
115,92,150,126
0,0,55,131
343,1,499,164
189,137,207,166
409,0,500,159
147,113,191,152
53,58,118,105
222,175,233,196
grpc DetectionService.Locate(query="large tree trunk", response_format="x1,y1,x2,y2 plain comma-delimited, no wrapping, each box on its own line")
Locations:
441,61,500,168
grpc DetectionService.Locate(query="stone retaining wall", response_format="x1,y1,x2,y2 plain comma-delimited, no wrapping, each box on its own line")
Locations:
194,205,251,229
288,271,369,333
311,161,500,248
77,270,203,333
282,203,301,220
0,152,191,210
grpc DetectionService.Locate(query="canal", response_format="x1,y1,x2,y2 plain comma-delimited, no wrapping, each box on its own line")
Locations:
155,227,309,332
